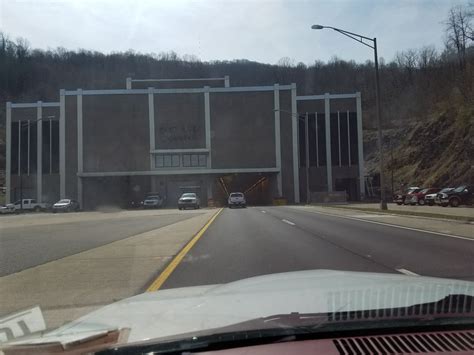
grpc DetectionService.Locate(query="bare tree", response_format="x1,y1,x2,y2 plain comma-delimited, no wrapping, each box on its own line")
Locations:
417,46,438,69
445,4,473,69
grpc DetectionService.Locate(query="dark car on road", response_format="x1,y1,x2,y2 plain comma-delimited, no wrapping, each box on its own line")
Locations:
393,186,421,205
437,185,474,207
178,193,200,210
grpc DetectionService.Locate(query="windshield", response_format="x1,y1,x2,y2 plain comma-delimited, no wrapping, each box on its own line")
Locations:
181,193,196,198
1,0,473,350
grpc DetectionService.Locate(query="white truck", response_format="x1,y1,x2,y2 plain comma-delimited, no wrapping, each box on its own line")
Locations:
12,199,51,212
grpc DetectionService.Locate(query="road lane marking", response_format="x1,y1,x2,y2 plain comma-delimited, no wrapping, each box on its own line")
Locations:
146,208,223,292
396,268,419,276
261,210,266,213
282,219,295,226
349,214,395,218
297,209,474,242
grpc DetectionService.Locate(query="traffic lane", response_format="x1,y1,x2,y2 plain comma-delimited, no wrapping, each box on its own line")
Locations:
162,207,394,289
0,212,201,276
264,206,474,280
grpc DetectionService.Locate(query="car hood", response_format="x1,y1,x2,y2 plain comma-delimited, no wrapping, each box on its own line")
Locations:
4,270,474,347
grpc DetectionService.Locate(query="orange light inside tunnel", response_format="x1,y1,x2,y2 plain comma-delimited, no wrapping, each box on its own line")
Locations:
244,177,268,194
219,177,229,197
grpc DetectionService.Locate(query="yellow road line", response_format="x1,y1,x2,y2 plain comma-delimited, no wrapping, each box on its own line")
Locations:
146,208,223,292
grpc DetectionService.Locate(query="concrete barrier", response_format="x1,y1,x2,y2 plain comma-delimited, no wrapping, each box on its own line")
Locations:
311,191,347,203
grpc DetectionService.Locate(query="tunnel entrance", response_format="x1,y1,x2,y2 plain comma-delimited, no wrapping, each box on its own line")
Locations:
213,173,277,206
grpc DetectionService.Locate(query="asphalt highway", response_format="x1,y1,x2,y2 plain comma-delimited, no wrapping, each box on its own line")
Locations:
0,212,199,276
163,206,474,288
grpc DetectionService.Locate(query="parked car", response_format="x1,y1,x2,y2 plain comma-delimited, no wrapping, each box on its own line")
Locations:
437,185,474,207
12,199,51,212
228,192,246,208
142,194,164,209
393,187,421,205
52,199,80,212
0,203,16,214
426,187,453,206
178,193,200,210
407,188,441,205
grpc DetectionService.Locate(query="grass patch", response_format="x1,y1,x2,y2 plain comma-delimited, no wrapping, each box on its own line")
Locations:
322,205,474,222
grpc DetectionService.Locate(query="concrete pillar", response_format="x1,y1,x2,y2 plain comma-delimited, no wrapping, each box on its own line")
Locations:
204,86,211,168
148,87,155,168
6,102,11,203
356,92,365,199
337,111,341,167
27,120,30,176
126,77,132,89
325,93,332,192
224,75,230,88
207,177,213,203
273,84,282,196
77,90,83,207
50,118,53,174
315,112,319,167
291,83,300,203
59,89,66,199
37,101,43,202
347,110,351,167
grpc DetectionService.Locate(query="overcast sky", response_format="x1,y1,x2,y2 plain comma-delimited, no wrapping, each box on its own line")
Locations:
0,0,469,65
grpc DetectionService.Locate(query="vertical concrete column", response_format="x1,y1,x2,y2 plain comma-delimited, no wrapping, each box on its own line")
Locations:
37,101,43,202
224,76,230,88
273,84,282,197
324,93,333,192
59,89,66,199
126,77,132,89
207,178,213,203
6,102,12,203
337,111,341,167
315,112,319,167
291,83,300,203
204,86,211,168
50,118,53,174
356,92,365,198
148,87,155,169
77,89,83,207
347,110,351,167
27,121,30,175
18,120,21,177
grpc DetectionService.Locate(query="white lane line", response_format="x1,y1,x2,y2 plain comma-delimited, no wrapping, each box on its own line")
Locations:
300,209,474,242
349,214,395,218
396,268,420,276
261,210,266,213
282,219,296,226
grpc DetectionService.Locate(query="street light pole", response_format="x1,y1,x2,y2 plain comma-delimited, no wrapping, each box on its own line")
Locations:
373,38,388,209
311,25,388,210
